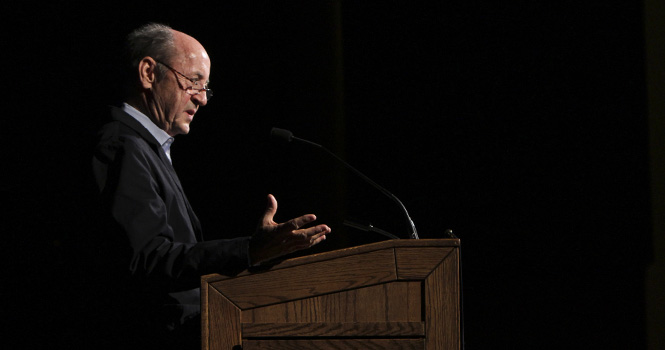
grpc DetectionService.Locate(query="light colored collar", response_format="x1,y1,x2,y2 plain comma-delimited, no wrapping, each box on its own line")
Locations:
122,103,175,163
121,103,173,147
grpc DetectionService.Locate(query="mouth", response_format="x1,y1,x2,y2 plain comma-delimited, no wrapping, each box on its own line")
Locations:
185,109,197,120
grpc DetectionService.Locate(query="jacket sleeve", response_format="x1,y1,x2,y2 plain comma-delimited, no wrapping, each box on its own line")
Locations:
95,135,251,292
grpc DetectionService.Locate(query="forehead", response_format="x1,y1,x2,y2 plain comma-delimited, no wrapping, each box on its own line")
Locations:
172,31,211,82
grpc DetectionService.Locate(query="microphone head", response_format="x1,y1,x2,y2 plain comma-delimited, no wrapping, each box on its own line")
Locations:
270,127,293,143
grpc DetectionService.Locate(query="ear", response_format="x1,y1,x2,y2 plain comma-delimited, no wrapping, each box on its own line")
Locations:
137,57,157,90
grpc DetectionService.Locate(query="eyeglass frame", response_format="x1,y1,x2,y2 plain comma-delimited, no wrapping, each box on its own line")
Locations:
154,59,213,100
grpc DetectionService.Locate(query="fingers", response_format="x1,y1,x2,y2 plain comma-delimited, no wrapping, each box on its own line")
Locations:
262,194,278,226
287,224,330,249
299,224,330,240
302,227,329,247
279,224,329,243
288,214,317,230
251,220,330,265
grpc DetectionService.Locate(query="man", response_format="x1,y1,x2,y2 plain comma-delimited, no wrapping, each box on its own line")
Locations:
92,23,330,348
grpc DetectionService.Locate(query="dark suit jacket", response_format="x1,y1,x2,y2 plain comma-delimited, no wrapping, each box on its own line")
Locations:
91,106,250,341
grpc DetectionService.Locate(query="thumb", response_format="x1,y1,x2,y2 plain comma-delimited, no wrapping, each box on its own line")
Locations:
262,194,278,225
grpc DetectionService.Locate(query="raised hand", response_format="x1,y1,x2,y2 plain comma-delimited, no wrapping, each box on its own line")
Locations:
249,194,330,265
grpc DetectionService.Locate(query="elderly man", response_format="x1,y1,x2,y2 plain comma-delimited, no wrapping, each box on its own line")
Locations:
92,23,329,349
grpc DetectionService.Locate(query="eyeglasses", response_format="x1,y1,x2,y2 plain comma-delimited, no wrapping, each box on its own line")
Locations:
155,59,213,100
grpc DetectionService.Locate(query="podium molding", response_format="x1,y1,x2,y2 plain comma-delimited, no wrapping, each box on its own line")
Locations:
202,238,461,350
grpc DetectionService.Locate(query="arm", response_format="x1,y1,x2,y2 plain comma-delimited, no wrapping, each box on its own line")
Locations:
100,138,250,291
98,137,330,290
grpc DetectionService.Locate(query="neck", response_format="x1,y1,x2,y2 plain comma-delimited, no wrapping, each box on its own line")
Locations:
126,94,171,135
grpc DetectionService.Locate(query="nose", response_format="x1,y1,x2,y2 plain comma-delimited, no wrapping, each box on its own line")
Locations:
192,91,208,106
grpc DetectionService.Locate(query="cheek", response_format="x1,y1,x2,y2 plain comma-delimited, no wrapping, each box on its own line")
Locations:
167,95,188,119
174,97,192,120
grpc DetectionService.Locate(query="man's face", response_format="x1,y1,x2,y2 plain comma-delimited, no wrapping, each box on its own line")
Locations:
150,31,211,136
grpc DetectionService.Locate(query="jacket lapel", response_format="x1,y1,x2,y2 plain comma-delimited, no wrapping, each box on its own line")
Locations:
111,106,204,241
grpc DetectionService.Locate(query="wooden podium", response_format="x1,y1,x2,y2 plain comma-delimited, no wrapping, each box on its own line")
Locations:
201,238,461,349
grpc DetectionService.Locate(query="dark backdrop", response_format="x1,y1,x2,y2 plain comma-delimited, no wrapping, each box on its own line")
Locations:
6,1,650,348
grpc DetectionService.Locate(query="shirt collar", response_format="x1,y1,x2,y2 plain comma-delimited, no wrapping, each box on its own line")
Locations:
121,103,174,149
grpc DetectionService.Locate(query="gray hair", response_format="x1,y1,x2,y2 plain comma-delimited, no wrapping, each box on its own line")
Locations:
123,23,175,89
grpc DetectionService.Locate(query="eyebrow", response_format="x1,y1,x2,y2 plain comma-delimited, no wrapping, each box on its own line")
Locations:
191,71,210,86
156,59,209,85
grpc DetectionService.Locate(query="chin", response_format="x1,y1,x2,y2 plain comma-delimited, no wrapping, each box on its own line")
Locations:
176,124,191,135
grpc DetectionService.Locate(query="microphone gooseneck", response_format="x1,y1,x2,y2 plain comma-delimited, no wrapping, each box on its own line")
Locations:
269,128,293,142
270,127,419,239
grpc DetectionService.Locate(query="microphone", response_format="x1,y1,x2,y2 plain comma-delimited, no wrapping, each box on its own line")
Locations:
270,127,419,239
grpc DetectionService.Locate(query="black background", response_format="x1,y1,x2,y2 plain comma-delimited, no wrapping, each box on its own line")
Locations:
5,1,652,348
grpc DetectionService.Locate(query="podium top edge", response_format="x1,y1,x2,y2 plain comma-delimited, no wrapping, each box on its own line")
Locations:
202,238,459,283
